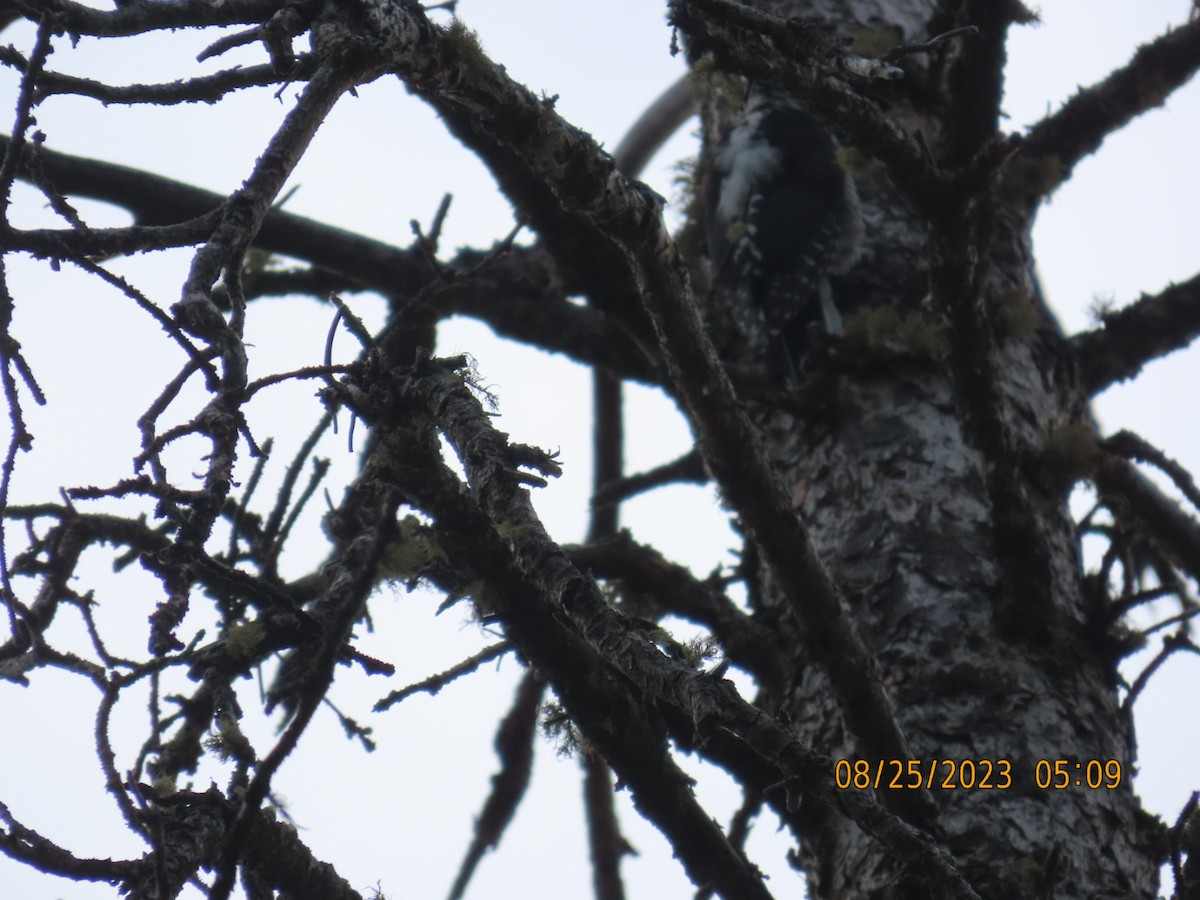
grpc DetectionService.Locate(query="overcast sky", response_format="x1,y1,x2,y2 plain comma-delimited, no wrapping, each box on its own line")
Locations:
1,1,1198,898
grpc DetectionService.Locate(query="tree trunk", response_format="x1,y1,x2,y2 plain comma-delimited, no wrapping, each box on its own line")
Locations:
713,1,1161,897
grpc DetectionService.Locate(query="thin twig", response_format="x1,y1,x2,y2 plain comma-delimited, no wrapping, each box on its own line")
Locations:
373,641,511,711
882,25,979,61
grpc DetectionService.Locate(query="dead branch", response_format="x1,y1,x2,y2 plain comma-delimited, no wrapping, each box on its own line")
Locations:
1072,272,1200,395
1006,16,1200,208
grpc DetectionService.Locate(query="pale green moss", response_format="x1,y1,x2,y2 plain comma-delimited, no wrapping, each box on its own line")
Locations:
225,620,266,662
844,306,943,360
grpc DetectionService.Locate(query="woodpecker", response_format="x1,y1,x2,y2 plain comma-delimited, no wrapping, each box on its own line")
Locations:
706,86,863,379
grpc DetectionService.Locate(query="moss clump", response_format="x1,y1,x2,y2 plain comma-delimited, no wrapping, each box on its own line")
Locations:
844,305,943,360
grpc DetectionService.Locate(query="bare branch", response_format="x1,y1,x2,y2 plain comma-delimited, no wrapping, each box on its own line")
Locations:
927,0,1036,166
329,354,778,899
210,454,403,900
239,800,366,900
1122,632,1198,718
1072,272,1200,395
0,257,44,596
1006,16,1200,207
373,641,511,711
176,59,380,341
118,787,367,900
592,447,708,508
8,0,288,37
0,800,135,884
612,73,697,178
1169,792,1200,900
0,137,660,382
883,25,980,62
32,57,318,104
586,370,624,541
447,672,544,900
1093,455,1200,588
377,0,932,828
0,21,51,219
582,753,633,900
566,534,787,688
327,354,978,895
1104,430,1200,517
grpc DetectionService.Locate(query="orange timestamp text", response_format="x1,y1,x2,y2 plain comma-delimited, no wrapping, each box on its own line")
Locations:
834,758,1123,791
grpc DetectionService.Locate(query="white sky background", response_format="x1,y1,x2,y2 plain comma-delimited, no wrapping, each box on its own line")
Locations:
0,1,1198,898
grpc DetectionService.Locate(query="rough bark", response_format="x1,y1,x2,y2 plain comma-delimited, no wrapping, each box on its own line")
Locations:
690,1,1162,897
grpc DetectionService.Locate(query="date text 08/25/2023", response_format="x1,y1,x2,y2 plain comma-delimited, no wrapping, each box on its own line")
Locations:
834,758,1123,791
